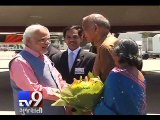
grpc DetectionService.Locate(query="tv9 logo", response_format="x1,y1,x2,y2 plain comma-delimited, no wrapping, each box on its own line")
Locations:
18,91,43,107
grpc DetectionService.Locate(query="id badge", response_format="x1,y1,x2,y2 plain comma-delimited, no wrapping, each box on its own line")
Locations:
75,68,84,74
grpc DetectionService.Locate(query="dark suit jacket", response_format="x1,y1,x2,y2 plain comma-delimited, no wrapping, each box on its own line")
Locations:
45,44,61,60
51,49,96,84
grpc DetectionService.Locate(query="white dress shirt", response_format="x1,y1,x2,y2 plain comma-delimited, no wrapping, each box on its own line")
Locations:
68,47,81,71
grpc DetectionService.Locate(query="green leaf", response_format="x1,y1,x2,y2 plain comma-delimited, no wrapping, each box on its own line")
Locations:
51,99,67,106
80,76,82,80
60,86,73,97
88,71,94,78
52,92,61,98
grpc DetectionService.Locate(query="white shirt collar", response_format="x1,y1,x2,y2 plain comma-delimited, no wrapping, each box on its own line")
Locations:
68,47,81,56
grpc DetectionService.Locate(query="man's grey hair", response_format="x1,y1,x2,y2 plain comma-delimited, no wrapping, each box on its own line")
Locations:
22,24,49,45
83,13,110,30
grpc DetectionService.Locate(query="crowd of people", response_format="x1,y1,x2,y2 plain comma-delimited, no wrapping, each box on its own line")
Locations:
9,13,146,115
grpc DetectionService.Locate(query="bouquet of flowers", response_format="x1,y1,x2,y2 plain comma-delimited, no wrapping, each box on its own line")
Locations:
51,72,104,115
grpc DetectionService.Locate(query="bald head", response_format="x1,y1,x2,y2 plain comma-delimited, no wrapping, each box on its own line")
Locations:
82,13,110,30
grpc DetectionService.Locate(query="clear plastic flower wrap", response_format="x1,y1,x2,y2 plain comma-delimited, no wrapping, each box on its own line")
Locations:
51,72,104,115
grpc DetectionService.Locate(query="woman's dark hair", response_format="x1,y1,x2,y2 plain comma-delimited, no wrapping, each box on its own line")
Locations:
63,25,83,38
113,39,143,71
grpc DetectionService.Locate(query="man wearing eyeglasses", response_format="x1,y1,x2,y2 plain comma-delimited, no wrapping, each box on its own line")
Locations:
9,24,67,115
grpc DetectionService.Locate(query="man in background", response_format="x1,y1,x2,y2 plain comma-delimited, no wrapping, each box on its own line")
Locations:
51,25,96,84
